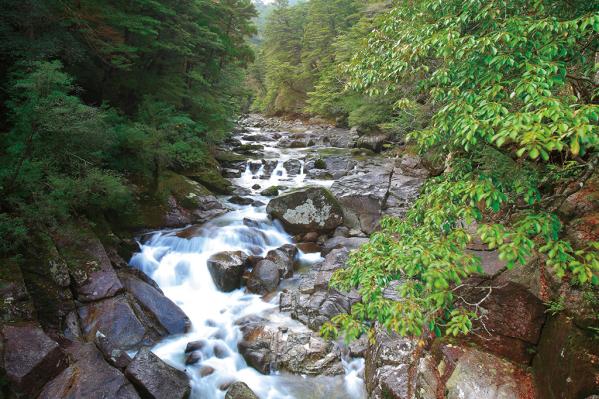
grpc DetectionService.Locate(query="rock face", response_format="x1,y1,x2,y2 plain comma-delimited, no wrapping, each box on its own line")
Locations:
207,251,249,292
77,294,163,351
119,270,191,334
38,343,140,399
247,259,280,294
266,187,344,234
363,326,536,399
2,323,68,397
53,222,124,303
225,382,259,399
330,161,394,234
125,347,191,399
280,248,360,330
533,313,599,399
321,236,369,256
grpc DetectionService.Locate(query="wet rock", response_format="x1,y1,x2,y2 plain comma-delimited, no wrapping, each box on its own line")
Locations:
38,343,139,399
2,323,68,398
236,316,274,374
296,242,322,254
306,169,334,180
119,270,190,334
185,351,202,365
266,187,344,234
331,161,394,234
247,260,281,295
252,184,261,190
229,196,255,206
283,159,303,175
207,251,250,292
225,382,259,399
125,347,191,399
199,366,215,377
185,340,206,353
302,232,319,242
95,330,133,369
266,247,297,279
321,236,369,256
78,294,163,351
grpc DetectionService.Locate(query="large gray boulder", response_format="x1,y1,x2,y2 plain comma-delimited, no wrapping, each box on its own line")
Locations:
125,347,191,399
330,162,393,234
266,187,343,234
207,251,249,292
39,343,139,399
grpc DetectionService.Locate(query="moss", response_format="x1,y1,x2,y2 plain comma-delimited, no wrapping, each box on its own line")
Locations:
261,186,282,197
314,159,327,169
182,168,232,194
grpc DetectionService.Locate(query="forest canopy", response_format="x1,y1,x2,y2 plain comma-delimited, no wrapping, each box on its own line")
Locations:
0,0,258,255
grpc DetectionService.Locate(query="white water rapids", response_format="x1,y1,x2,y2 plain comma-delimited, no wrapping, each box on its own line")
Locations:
129,128,366,398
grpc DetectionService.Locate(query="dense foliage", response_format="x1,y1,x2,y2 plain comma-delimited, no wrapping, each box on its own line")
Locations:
0,0,257,256
319,0,599,340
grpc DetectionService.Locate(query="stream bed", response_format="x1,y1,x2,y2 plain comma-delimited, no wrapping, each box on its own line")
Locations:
129,119,367,399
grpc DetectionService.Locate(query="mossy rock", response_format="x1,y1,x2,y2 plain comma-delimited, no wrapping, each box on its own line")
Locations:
0,258,36,323
182,168,233,195
159,171,212,209
261,186,283,197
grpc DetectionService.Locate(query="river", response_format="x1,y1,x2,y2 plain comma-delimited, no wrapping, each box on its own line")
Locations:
129,118,367,399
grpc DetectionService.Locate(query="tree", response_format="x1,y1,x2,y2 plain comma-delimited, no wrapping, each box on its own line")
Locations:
323,0,599,341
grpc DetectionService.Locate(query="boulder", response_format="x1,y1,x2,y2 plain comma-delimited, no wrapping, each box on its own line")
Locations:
266,187,344,234
277,332,344,376
261,186,281,197
207,251,249,292
283,159,303,175
265,246,297,279
125,347,191,399
119,270,190,334
2,323,68,397
236,316,274,374
38,343,139,399
229,196,255,206
225,382,259,399
78,294,163,351
383,170,425,219
331,162,393,234
445,347,531,399
247,260,280,295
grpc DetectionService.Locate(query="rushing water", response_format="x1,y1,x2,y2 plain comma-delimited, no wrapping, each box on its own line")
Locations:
129,126,366,399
